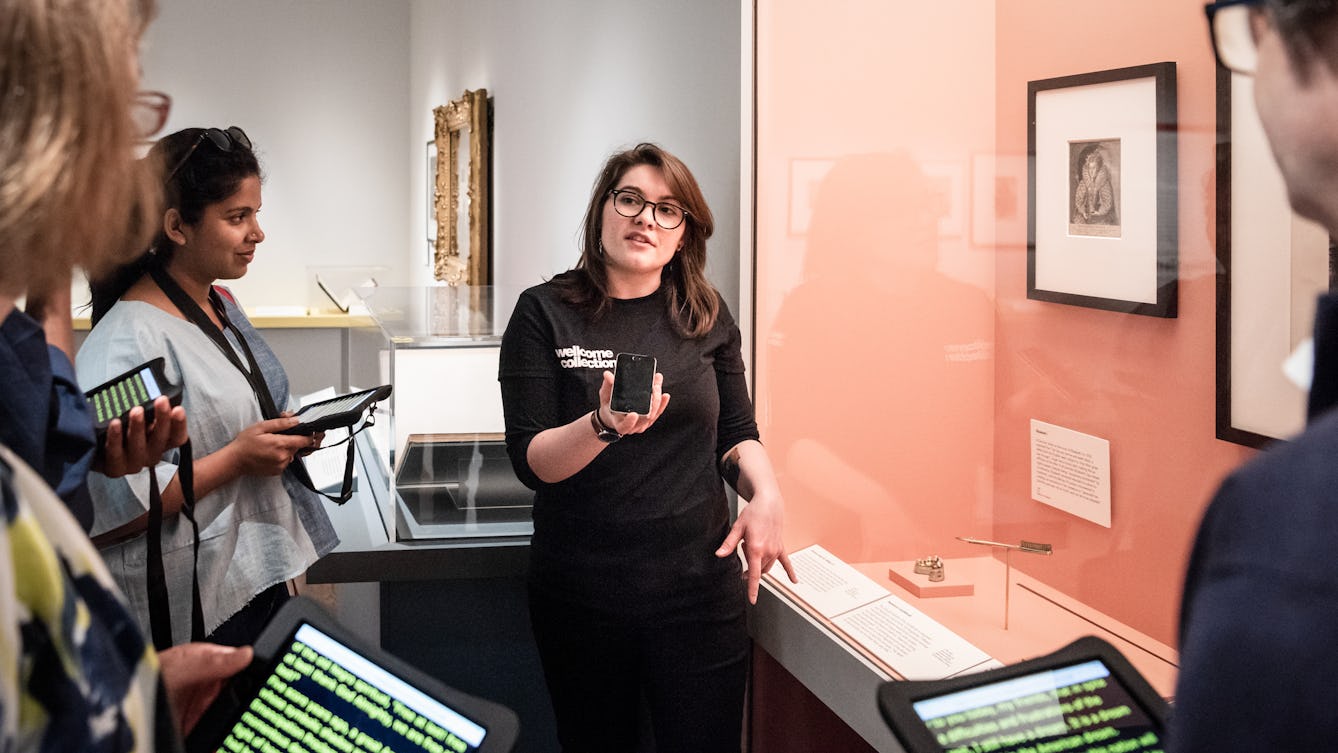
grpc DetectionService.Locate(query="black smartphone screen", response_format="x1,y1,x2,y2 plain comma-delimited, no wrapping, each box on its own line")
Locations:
610,352,656,414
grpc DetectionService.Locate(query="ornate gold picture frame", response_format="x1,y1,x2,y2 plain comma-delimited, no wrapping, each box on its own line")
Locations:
433,89,491,285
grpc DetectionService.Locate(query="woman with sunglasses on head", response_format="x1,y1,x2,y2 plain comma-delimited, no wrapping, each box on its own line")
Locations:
79,127,338,648
498,142,797,752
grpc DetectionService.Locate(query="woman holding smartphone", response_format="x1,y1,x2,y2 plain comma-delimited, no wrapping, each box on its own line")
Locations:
79,128,337,647
498,142,796,752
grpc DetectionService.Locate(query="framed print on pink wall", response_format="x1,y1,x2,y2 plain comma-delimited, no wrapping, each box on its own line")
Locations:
1027,62,1178,318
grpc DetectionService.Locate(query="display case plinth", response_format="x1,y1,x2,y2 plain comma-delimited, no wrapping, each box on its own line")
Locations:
886,560,975,598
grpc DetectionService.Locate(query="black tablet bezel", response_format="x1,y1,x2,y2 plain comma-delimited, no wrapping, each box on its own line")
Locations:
84,356,183,434
185,596,518,753
278,384,392,435
876,635,1169,753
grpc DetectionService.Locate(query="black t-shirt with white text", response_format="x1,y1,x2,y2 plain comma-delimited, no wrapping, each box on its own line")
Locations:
498,277,758,621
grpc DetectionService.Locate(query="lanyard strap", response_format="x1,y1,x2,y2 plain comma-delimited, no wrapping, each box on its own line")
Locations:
148,264,280,418
146,440,203,649
148,263,355,504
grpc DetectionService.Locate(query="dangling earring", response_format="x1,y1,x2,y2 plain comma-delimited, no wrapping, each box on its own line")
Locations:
598,241,605,256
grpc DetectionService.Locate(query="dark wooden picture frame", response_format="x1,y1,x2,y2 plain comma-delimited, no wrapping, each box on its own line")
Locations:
1214,65,1335,447
1027,63,1178,317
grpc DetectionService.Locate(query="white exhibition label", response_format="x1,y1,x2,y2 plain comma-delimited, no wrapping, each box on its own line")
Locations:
1030,419,1112,527
786,545,890,618
832,595,995,680
781,545,994,680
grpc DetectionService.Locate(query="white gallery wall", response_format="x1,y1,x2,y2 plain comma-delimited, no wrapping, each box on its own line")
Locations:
140,0,413,309
408,0,742,312
139,0,740,314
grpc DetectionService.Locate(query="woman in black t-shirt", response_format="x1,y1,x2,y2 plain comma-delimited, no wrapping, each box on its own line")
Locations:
499,143,796,752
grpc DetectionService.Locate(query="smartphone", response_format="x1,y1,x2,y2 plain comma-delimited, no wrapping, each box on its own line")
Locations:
610,352,656,415
83,357,182,439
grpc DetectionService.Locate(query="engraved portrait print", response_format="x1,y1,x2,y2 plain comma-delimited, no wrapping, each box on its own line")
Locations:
1068,139,1121,238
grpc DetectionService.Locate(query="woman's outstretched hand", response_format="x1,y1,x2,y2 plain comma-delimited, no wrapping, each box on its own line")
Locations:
715,490,798,604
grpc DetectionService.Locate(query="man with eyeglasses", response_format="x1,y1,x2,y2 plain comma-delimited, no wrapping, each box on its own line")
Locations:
1173,2,1338,750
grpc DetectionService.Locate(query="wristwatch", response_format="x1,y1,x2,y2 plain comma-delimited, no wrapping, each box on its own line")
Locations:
590,408,622,443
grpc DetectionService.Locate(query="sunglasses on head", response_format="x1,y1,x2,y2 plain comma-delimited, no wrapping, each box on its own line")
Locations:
165,126,252,182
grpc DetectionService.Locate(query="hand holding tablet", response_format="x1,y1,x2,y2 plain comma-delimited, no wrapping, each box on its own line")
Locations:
186,597,518,753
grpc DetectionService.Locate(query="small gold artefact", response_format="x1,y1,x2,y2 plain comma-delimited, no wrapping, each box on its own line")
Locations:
914,555,945,581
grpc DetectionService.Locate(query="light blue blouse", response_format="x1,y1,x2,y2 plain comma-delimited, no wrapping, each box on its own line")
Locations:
76,295,338,642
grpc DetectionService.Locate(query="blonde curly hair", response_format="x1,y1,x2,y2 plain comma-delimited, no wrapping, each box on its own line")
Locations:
0,0,160,299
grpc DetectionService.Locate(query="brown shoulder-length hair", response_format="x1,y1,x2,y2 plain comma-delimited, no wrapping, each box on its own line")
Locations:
555,142,719,338
0,0,160,300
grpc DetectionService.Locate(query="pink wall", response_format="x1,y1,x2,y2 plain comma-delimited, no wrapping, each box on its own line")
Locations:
756,0,1256,651
992,0,1252,645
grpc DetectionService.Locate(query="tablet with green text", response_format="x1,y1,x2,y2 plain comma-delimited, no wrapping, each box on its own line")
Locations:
83,357,182,439
185,597,518,753
877,636,1168,753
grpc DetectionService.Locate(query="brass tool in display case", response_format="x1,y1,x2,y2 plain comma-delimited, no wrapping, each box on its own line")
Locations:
956,537,1053,629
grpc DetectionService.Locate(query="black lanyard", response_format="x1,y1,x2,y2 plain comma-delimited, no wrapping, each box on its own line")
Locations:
145,441,203,649
147,265,360,503
149,265,281,419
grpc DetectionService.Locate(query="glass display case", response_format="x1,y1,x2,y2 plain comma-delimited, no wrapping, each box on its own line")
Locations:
745,3,1265,749
351,284,532,541
394,433,533,539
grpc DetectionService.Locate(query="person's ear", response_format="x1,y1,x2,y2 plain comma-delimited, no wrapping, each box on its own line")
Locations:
1248,6,1270,47
163,208,188,246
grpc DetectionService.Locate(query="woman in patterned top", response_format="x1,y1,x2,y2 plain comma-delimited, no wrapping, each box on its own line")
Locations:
0,0,250,749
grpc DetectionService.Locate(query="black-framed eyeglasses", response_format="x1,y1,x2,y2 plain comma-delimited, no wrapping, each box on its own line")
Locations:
165,126,252,182
1206,0,1265,75
132,91,172,141
608,188,689,230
